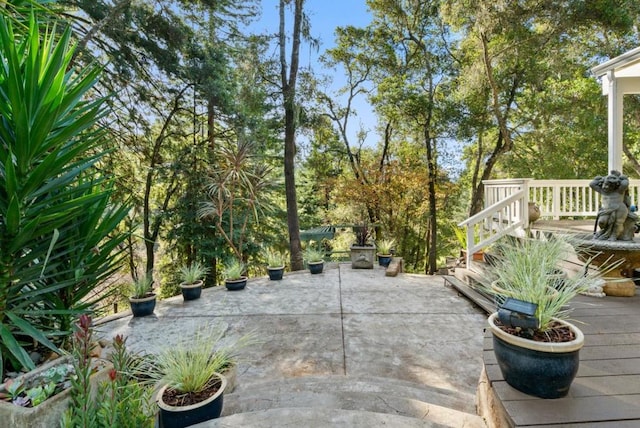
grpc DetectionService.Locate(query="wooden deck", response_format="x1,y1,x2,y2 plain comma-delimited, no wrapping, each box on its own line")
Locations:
483,291,640,427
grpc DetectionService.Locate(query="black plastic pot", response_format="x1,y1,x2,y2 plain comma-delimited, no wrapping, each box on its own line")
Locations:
225,277,247,291
308,261,324,274
157,374,226,428
489,313,583,399
180,281,202,301
267,266,285,280
378,254,392,267
129,294,156,317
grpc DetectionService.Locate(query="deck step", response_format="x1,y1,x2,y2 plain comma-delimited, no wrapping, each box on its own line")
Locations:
443,274,495,314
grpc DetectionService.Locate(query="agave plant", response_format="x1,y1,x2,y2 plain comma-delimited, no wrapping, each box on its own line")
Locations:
0,14,129,376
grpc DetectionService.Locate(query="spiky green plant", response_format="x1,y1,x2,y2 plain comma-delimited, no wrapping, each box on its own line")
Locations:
147,324,257,394
0,14,129,377
482,237,616,332
376,239,395,255
178,261,209,284
223,259,245,280
304,247,325,263
265,249,286,268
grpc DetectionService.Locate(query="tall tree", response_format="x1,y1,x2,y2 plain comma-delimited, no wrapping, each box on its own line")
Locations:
279,0,305,271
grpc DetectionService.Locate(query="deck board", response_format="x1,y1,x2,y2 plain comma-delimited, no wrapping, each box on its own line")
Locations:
482,292,640,427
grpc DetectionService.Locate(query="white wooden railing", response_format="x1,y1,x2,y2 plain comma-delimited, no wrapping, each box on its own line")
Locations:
458,177,640,266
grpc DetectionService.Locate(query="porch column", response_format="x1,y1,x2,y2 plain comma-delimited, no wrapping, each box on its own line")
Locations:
607,70,624,173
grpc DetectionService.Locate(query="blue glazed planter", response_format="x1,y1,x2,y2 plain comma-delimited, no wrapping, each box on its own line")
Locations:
157,373,226,428
488,312,583,399
129,294,156,317
180,281,202,301
308,261,324,274
378,254,392,267
267,266,285,280
225,277,247,291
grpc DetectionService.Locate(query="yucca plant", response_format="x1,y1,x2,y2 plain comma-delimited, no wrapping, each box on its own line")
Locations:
0,14,129,377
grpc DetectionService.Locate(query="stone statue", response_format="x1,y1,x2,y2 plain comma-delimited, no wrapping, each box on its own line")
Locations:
590,170,637,241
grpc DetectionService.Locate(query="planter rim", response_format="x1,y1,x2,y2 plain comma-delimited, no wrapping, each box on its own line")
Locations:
157,372,227,413
377,253,392,257
225,276,247,283
488,312,584,353
180,280,203,289
267,265,285,270
128,293,156,303
350,245,375,249
307,260,324,265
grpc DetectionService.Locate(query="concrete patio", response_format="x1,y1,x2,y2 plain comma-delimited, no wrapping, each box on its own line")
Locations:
95,263,488,427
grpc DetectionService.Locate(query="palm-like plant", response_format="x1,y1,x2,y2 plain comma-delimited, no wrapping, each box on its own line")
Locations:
0,14,129,376
198,141,273,262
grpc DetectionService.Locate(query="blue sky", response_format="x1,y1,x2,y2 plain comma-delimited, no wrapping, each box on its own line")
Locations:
251,1,377,147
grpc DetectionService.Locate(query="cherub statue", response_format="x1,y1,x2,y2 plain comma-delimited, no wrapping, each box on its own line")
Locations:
590,170,637,241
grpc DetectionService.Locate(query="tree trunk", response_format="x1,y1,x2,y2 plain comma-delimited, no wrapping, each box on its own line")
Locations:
280,0,305,270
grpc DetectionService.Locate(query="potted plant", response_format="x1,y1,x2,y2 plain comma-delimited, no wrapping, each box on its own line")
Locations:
350,222,375,269
129,275,156,317
178,262,209,301
151,328,229,428
265,249,286,281
480,237,611,399
376,238,395,268
223,259,247,291
304,247,325,274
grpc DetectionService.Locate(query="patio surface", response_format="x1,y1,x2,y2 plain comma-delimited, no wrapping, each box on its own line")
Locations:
95,263,488,427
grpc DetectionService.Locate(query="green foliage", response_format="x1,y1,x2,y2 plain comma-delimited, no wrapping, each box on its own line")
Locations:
376,239,395,255
481,238,613,332
62,317,154,427
144,324,257,394
223,259,245,280
179,261,209,284
130,275,152,299
265,249,287,268
304,247,325,263
0,13,129,377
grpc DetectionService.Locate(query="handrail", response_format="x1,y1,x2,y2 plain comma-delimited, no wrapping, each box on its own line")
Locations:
458,190,526,266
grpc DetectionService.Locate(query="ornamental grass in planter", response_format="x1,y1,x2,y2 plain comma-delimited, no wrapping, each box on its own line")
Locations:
223,259,247,290
129,275,156,317
304,247,325,274
480,237,617,399
179,262,209,301
376,238,395,268
145,324,257,428
265,249,286,280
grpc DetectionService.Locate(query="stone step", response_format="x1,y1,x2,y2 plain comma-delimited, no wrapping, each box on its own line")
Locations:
228,375,475,414
198,407,486,428
216,375,483,426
